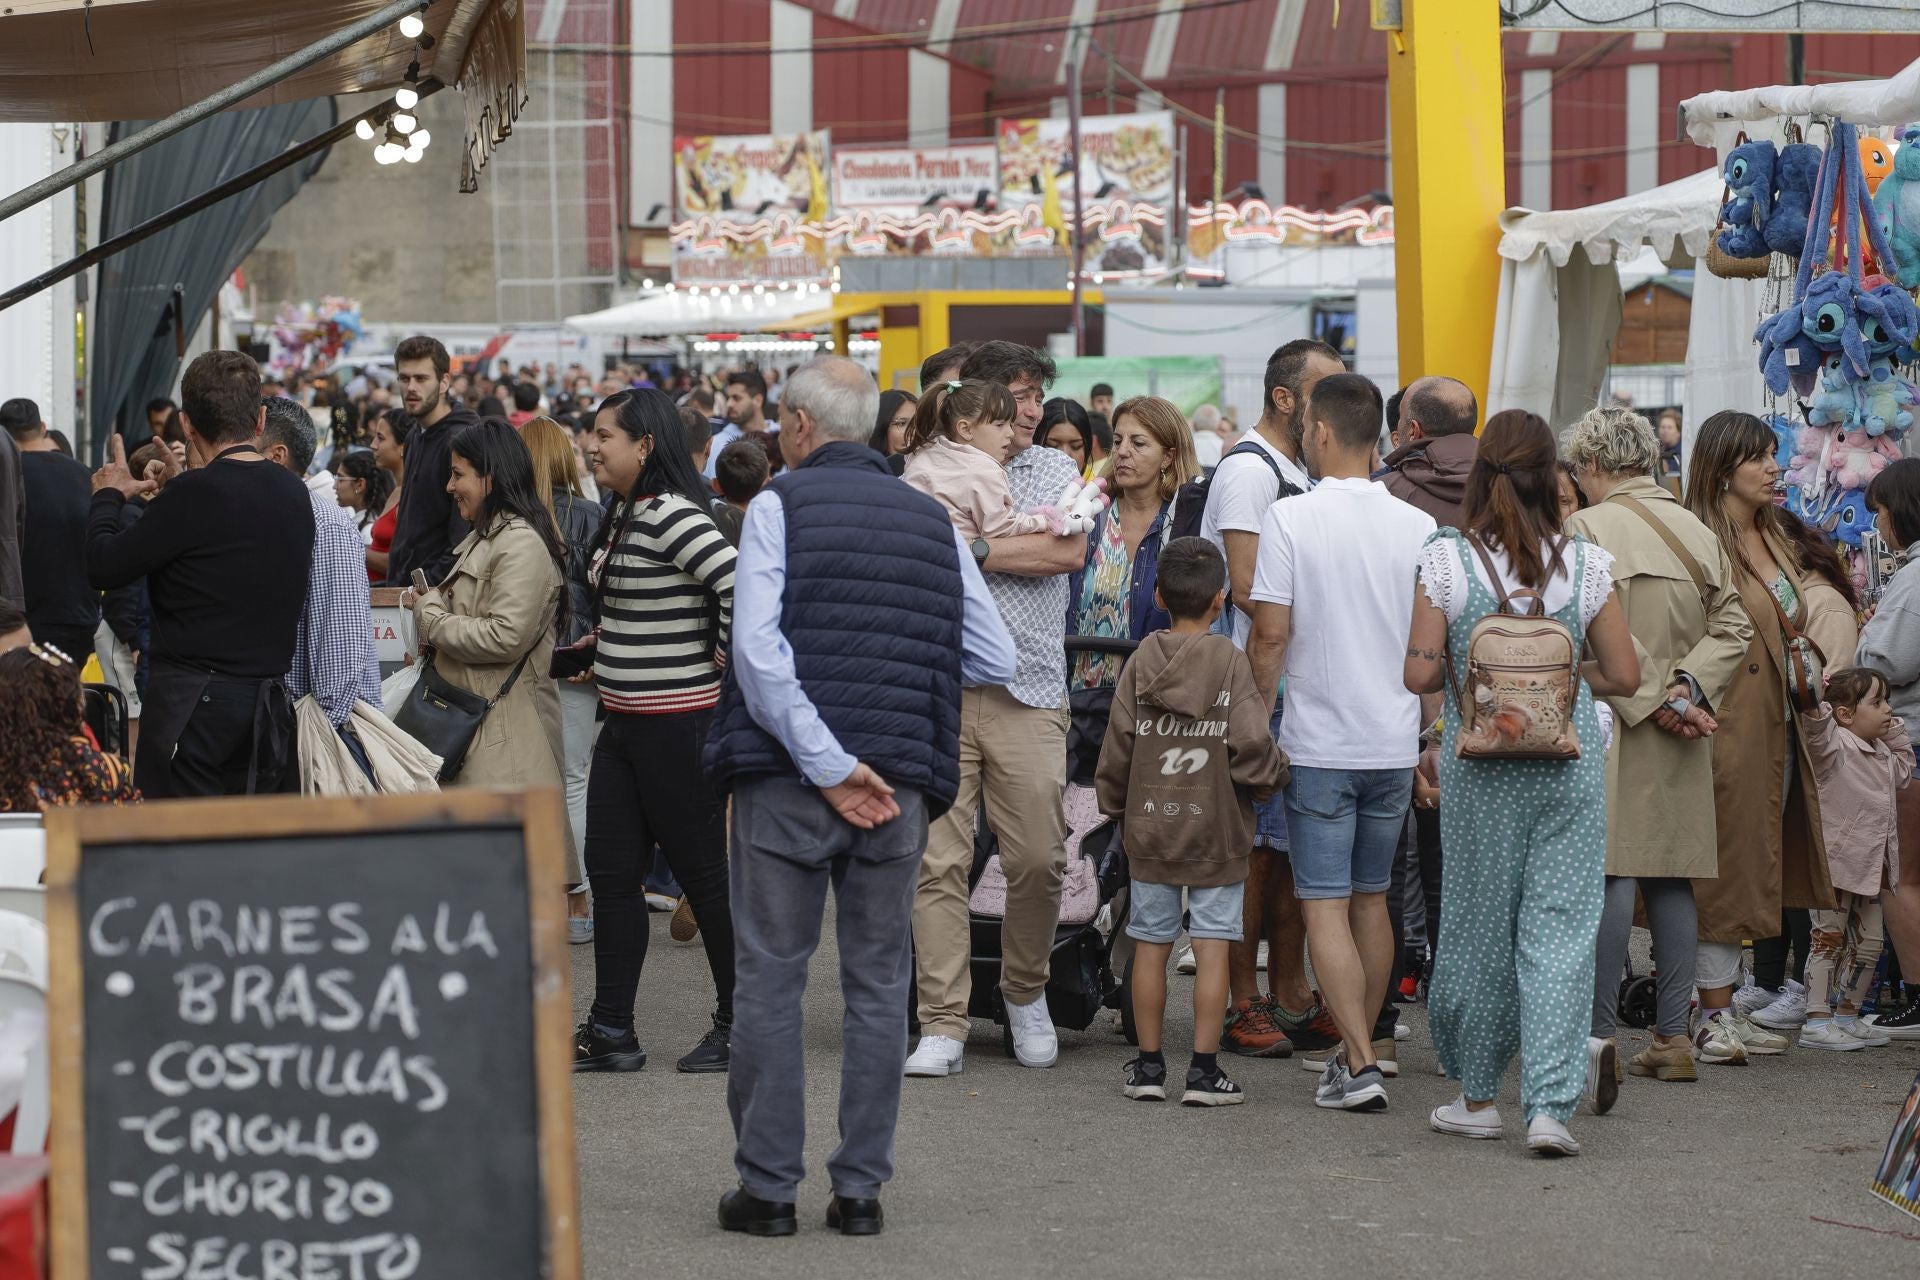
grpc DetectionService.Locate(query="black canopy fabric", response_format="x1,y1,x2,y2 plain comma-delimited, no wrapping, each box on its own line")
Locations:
90,98,334,461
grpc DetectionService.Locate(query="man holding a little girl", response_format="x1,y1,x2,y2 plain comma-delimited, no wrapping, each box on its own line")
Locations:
905,340,1091,1077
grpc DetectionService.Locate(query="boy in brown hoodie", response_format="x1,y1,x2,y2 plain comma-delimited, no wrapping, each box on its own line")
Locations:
1096,538,1289,1105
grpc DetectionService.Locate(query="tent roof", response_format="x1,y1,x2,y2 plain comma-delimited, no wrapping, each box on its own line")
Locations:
1681,56,1920,149
1496,168,1722,269
0,0,508,124
565,289,847,337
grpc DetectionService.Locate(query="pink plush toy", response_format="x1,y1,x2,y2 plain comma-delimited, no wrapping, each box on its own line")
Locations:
1786,422,1831,491
1830,426,1898,490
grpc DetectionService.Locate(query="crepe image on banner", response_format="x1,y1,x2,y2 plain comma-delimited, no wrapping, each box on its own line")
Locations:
1872,1068,1920,1221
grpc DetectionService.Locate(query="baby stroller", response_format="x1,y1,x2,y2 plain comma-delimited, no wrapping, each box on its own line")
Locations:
966,636,1135,1058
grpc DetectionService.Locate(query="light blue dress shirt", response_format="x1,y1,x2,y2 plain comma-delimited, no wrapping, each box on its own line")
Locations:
703,421,743,479
733,486,1017,788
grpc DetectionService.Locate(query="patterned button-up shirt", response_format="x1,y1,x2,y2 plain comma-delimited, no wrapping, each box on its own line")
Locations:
985,443,1081,708
288,489,383,726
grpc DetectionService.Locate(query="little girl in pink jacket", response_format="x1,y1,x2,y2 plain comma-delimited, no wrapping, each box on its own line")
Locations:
903,379,1105,539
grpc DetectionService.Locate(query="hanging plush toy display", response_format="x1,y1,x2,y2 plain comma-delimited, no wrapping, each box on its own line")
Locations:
1874,125,1920,288
1755,119,1920,560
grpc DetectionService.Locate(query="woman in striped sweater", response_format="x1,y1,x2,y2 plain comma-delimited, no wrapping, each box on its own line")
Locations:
573,387,741,1076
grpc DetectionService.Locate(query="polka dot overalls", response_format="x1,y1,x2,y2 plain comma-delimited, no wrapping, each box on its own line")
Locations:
1426,532,1608,1124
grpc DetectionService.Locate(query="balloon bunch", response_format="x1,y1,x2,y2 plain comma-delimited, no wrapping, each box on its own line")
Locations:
270,296,366,374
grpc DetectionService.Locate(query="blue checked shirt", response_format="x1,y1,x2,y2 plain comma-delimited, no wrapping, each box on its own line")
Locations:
288,490,383,726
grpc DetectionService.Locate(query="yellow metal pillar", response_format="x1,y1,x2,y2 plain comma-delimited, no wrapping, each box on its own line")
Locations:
831,316,851,356
1386,2,1504,419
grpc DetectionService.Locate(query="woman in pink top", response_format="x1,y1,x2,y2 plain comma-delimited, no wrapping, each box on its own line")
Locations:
1799,666,1912,1051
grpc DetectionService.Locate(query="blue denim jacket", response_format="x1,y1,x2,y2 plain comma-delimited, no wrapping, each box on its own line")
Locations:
1064,500,1173,641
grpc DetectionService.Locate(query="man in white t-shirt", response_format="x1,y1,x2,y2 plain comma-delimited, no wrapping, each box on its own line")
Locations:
1247,371,1437,1114
1198,339,1344,1059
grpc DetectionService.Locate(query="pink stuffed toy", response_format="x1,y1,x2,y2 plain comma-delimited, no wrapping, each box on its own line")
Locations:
1830,426,1898,490
1786,423,1831,491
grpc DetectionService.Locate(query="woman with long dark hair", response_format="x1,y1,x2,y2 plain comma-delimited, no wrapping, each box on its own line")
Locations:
333,452,392,537
573,387,739,1075
1403,409,1638,1156
364,409,411,582
401,419,570,798
1039,397,1094,474
1682,410,1833,1060
868,388,917,457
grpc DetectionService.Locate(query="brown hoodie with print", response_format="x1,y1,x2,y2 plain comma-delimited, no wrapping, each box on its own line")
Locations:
1095,630,1289,888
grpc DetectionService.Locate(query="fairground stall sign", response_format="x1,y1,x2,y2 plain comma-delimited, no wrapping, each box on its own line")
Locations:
671,130,833,286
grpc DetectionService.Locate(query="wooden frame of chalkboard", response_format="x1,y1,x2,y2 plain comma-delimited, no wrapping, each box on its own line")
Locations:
43,789,581,1280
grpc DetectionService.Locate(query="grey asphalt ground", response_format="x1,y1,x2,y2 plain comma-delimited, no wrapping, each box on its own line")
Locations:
570,916,1920,1279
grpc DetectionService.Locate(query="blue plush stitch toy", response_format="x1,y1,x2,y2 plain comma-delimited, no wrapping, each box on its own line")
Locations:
1874,126,1920,289
1718,139,1776,259
1827,488,1878,549
1765,142,1823,257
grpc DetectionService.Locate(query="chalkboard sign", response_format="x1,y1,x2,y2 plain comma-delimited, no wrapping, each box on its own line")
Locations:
44,790,580,1280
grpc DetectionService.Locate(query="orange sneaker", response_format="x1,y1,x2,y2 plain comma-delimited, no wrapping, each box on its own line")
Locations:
1222,996,1294,1058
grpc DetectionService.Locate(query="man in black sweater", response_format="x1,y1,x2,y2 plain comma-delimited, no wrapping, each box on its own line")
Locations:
385,334,475,586
3,398,99,661
86,351,313,798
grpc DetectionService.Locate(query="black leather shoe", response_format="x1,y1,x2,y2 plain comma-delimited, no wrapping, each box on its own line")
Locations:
826,1195,883,1236
718,1186,796,1237
676,1018,732,1073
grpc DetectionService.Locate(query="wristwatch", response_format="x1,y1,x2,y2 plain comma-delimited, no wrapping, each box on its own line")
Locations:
970,537,991,567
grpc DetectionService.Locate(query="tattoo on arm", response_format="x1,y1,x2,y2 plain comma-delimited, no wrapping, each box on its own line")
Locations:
1406,646,1442,660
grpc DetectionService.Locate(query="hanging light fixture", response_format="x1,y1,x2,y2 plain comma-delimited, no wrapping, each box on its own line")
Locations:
393,113,418,135
399,12,425,39
411,130,431,149
355,119,376,142
396,60,421,111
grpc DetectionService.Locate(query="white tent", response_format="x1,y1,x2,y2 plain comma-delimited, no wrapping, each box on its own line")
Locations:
564,289,831,336
1682,55,1920,150
1489,167,1769,440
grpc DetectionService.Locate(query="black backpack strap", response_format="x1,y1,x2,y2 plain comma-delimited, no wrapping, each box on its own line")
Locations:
1219,439,1297,495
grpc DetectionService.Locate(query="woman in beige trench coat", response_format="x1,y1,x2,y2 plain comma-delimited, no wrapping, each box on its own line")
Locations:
1566,407,1753,1087
1685,411,1835,1066
402,420,569,798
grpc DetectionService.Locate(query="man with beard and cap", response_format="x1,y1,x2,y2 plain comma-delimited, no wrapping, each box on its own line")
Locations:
384,335,477,586
1198,338,1346,1060
1378,376,1479,529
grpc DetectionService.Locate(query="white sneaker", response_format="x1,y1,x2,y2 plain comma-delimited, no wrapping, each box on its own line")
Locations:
1430,1095,1503,1139
1175,943,1196,975
1255,940,1270,972
1393,1021,1410,1041
644,892,679,912
1731,981,1780,1019
1731,1014,1789,1056
1837,1016,1892,1047
903,1034,966,1076
1526,1115,1581,1157
1750,979,1808,1030
1583,1036,1618,1116
1005,993,1059,1068
1796,1020,1864,1052
1693,1014,1748,1065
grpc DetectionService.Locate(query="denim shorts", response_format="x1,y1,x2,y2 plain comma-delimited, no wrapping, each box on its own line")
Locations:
1283,766,1413,900
1126,880,1245,944
1253,697,1289,852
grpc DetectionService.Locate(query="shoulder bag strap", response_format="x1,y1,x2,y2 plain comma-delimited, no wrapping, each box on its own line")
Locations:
1613,494,1710,597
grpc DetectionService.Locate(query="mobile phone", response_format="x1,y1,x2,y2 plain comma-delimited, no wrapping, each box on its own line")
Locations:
410,569,430,594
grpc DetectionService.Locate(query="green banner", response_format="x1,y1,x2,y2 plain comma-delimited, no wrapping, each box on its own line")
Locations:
1048,356,1223,417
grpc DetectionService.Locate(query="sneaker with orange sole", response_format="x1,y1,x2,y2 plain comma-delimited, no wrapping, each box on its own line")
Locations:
1222,996,1293,1058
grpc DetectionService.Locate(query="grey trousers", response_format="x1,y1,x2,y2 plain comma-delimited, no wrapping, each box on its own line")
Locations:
1591,876,1698,1040
727,775,928,1202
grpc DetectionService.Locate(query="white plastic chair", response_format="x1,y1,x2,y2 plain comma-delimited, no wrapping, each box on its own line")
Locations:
0,816,44,889
0,975,47,1155
0,889,44,925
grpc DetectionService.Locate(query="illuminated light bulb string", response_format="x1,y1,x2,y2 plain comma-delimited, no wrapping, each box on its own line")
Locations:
365,7,434,166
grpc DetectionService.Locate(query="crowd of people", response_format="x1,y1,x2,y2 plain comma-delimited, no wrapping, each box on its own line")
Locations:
4,325,1920,1233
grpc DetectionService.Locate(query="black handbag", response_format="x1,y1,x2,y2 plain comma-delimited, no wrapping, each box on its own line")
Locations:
393,650,533,782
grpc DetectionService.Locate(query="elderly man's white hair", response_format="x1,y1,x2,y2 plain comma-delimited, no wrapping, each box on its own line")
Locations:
1190,403,1222,432
1561,405,1659,478
783,357,880,443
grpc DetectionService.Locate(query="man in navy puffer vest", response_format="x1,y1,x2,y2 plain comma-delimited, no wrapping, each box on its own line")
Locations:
705,356,1014,1238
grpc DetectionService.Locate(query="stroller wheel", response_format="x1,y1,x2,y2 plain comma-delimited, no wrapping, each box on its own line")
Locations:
1619,974,1658,1030
1118,951,1139,1046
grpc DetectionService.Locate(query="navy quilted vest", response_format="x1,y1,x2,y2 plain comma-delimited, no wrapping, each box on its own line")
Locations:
705,441,965,814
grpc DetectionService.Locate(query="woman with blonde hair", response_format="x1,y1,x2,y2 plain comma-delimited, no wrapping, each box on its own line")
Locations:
1064,395,1202,689
522,414,607,945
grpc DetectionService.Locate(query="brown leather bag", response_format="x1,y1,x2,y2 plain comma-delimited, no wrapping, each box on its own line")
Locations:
1447,534,1583,761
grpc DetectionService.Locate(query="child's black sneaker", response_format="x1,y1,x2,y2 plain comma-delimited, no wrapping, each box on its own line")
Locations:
1122,1056,1168,1101
1180,1064,1246,1107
